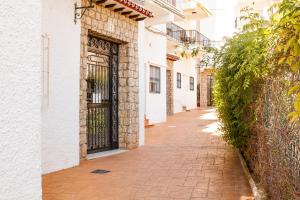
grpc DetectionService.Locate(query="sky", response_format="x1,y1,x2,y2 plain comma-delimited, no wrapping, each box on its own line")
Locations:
200,0,239,43
200,0,277,43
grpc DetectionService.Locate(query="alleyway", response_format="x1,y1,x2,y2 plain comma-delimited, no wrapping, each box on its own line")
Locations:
43,108,253,200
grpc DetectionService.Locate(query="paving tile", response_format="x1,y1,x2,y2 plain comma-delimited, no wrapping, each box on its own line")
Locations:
42,108,253,200
191,188,208,198
167,186,193,199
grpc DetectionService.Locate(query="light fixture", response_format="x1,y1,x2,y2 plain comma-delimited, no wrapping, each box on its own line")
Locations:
74,0,94,24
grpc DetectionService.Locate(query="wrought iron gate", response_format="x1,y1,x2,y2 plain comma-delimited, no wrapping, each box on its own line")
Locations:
207,75,214,106
197,83,200,107
86,35,118,153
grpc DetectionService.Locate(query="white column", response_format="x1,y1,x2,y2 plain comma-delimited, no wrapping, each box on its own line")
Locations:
0,1,42,200
138,21,145,146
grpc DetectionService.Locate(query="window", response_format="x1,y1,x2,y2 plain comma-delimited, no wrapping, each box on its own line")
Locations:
190,76,194,91
177,73,181,88
149,66,160,93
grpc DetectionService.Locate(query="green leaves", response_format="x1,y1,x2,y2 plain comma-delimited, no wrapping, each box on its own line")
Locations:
274,0,300,118
214,9,268,147
214,0,300,148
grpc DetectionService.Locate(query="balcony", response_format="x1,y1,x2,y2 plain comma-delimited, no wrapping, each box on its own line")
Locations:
164,0,176,6
138,0,184,25
166,23,185,43
166,23,210,46
180,0,211,20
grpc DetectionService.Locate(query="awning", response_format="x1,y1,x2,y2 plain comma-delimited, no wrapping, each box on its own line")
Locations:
167,53,180,61
96,0,154,21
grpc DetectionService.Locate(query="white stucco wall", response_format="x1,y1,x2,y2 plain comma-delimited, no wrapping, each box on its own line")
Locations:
41,0,81,174
144,27,167,124
0,1,42,200
138,21,145,146
173,58,197,113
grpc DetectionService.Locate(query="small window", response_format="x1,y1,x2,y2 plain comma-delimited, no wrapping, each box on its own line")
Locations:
177,73,181,88
190,76,194,91
149,66,160,93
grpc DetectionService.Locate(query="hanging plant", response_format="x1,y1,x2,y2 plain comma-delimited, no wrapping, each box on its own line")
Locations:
191,47,200,57
175,43,205,58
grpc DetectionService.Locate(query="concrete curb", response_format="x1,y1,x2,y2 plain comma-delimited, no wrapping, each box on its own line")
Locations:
238,151,268,200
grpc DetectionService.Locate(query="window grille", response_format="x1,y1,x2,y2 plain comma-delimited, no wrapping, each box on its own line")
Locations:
149,66,160,93
190,76,194,91
177,72,181,89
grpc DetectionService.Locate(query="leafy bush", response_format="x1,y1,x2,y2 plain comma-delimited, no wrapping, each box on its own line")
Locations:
213,0,300,147
213,8,269,147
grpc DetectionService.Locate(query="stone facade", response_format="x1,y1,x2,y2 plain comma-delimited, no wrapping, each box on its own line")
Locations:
166,59,174,116
80,0,139,159
197,68,214,107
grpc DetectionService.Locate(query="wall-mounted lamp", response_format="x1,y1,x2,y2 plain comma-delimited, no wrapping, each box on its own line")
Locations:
74,0,94,24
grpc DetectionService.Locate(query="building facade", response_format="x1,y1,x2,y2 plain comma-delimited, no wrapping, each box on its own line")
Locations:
79,0,142,160
142,0,211,124
41,0,153,174
1,0,153,199
0,0,212,199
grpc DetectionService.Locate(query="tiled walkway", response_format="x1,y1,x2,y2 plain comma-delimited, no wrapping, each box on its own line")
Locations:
43,108,254,200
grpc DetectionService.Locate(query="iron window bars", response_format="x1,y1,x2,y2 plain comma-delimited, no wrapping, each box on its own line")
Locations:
149,66,161,93
190,76,194,91
177,72,181,89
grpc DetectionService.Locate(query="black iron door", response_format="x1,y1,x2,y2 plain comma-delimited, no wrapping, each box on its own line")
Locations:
207,75,214,106
197,83,200,107
86,35,118,153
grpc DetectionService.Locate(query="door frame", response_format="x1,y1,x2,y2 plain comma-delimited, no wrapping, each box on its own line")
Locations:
86,35,119,154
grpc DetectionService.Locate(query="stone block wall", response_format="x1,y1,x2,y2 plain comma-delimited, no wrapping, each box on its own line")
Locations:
197,68,214,107
80,0,139,159
166,59,174,116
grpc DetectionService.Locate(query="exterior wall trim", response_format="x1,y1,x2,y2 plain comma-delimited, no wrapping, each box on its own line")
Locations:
152,0,185,19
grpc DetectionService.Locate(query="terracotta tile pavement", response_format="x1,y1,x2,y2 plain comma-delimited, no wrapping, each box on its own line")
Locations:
43,108,254,200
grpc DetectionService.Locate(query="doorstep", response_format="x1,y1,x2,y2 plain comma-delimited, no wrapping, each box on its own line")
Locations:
87,149,128,160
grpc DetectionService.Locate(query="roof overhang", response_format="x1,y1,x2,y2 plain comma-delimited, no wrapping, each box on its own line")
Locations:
182,1,211,20
167,53,180,61
138,0,185,25
95,0,154,20
152,0,185,19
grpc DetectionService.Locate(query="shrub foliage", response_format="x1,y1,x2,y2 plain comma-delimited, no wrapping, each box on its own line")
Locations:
213,0,300,148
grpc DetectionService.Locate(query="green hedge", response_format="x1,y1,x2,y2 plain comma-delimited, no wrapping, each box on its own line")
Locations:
213,0,300,148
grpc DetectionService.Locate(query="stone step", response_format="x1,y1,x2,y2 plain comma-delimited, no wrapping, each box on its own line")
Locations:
144,117,154,128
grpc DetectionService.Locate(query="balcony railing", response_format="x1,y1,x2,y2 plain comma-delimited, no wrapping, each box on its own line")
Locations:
166,23,211,46
167,23,185,42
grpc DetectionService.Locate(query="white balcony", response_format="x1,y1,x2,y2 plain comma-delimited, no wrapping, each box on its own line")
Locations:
137,0,185,25
179,0,211,20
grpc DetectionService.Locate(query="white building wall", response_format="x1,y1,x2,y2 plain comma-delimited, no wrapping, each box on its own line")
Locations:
173,58,197,113
0,1,42,200
41,0,81,174
175,20,197,30
144,25,167,124
138,21,145,145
